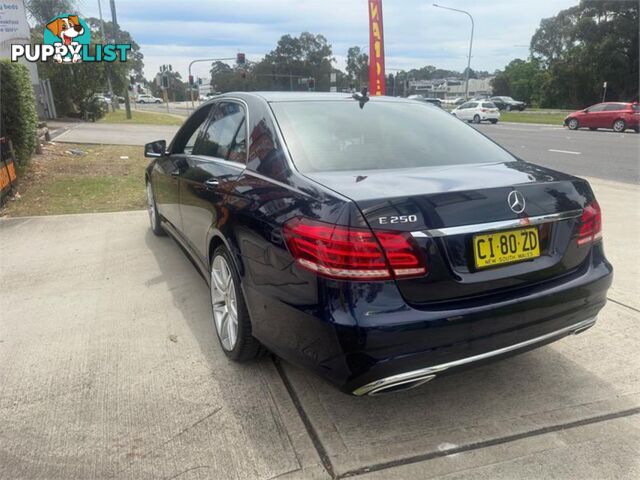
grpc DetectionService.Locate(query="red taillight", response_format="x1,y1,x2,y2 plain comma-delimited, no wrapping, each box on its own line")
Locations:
283,218,426,280
577,201,602,246
480,108,487,112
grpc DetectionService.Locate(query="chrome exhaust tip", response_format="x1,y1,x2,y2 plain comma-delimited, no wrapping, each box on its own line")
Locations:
572,320,596,335
366,374,436,396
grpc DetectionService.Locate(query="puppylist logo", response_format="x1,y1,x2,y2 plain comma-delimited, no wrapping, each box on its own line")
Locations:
11,14,131,64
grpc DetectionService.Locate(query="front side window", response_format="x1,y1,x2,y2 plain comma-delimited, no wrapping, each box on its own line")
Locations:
194,102,245,160
171,104,214,154
587,104,606,112
271,100,516,173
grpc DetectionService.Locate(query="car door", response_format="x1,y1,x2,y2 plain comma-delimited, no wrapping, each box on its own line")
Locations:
153,104,213,235
603,103,624,128
464,102,478,120
582,103,607,128
179,100,248,265
456,102,470,120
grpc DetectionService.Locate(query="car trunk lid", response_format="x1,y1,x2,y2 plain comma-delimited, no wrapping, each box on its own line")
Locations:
304,161,594,305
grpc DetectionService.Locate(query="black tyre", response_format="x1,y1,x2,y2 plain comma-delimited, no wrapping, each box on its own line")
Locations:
589,127,597,131
472,114,481,124
567,118,579,130
634,127,639,133
490,119,498,124
146,181,165,236
210,246,264,361
612,119,626,133
155,100,162,104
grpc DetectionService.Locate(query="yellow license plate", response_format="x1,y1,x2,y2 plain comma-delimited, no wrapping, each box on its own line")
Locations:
473,227,540,269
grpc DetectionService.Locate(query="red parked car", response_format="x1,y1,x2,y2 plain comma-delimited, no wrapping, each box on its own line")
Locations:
564,102,640,133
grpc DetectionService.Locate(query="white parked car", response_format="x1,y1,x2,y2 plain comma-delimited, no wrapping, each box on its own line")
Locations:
137,94,162,104
451,101,500,124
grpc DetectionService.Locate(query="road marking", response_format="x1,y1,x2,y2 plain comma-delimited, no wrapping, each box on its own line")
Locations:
548,149,581,155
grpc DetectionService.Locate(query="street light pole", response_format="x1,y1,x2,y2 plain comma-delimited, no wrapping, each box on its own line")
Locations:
108,0,132,119
433,3,474,100
97,0,114,110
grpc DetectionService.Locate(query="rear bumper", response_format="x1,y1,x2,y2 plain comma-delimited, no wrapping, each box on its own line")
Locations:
481,112,500,121
353,316,596,395
247,247,612,395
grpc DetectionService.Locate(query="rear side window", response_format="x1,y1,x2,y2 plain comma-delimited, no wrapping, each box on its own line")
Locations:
271,100,516,173
194,102,245,160
603,103,625,111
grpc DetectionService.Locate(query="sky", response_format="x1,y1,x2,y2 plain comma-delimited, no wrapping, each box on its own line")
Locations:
78,0,578,80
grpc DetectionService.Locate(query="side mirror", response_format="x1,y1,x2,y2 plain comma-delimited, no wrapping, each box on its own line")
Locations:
144,140,166,158
583,109,589,113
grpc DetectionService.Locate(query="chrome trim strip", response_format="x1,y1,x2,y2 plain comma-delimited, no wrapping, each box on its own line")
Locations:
411,209,582,238
352,317,596,396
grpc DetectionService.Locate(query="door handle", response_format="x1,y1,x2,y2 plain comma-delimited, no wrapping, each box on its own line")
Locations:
204,178,219,188
170,169,180,177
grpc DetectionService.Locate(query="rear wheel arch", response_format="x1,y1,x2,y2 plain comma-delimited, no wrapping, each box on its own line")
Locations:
207,232,245,278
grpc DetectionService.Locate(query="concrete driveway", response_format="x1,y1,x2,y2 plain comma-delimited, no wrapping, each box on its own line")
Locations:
51,122,180,147
1,178,638,479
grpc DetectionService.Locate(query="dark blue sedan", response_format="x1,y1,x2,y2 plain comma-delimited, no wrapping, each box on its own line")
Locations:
144,92,612,396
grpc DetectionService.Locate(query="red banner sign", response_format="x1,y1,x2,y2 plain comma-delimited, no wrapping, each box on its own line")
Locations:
368,0,386,96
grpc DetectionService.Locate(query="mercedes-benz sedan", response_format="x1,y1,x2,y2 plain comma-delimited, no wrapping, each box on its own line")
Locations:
144,92,612,396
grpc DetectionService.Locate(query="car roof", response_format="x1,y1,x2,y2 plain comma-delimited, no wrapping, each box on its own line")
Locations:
214,91,421,104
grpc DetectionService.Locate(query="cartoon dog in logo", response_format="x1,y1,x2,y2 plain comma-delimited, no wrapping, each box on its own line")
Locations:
46,15,84,63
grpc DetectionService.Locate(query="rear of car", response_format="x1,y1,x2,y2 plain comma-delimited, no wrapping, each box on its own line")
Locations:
452,101,500,123
267,97,612,395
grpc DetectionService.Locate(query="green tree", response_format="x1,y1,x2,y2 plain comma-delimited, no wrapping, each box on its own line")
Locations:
25,0,78,25
491,59,544,105
30,13,143,117
259,32,335,91
346,46,369,87
530,0,639,107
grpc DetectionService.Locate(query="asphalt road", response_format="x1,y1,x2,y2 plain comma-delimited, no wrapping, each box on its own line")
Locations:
474,122,639,184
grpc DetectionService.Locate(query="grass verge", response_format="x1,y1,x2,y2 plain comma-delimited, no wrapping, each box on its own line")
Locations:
100,109,183,126
500,111,567,125
1,143,147,217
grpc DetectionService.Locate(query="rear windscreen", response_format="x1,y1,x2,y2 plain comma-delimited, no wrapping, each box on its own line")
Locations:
271,100,516,173
482,102,497,108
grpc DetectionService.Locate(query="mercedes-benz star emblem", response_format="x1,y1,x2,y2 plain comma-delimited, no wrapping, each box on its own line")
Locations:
508,190,526,214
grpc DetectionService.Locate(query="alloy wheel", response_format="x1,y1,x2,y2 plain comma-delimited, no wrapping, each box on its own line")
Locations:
613,120,625,132
568,119,578,130
211,255,239,351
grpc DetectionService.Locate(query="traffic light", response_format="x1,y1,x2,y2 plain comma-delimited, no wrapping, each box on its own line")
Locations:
161,75,169,88
188,75,194,86
236,53,246,65
198,78,203,86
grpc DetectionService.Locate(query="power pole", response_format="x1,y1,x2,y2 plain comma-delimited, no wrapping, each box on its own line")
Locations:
109,0,132,119
97,0,114,110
